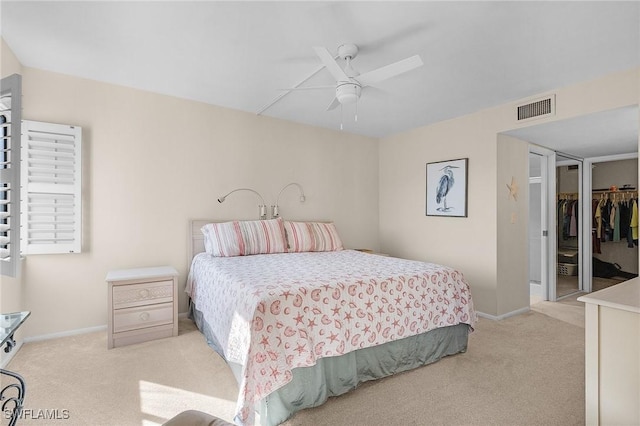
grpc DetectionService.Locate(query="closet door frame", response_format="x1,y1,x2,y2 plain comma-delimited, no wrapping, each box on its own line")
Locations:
556,153,583,300
582,152,639,294
530,144,555,301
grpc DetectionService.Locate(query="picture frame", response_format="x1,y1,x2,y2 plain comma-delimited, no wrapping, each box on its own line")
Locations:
426,158,468,217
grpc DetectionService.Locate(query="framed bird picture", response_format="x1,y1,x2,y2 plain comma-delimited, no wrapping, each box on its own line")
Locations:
426,158,468,217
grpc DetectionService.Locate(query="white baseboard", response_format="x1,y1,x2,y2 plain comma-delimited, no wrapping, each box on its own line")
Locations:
530,281,543,297
23,312,191,344
24,324,107,344
476,306,530,321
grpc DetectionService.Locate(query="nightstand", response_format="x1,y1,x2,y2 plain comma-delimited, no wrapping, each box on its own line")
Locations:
106,266,178,349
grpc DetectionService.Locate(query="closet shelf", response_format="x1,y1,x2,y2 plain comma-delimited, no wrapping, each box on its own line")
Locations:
592,189,637,200
593,188,636,193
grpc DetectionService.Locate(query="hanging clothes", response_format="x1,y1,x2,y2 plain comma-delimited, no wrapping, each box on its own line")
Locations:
598,198,610,243
631,198,638,246
569,200,578,237
562,200,569,239
609,202,620,242
557,197,579,241
593,198,602,254
591,193,639,251
619,200,630,239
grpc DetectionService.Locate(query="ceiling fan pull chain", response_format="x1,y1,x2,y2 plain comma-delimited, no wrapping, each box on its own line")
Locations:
340,104,344,130
355,99,358,122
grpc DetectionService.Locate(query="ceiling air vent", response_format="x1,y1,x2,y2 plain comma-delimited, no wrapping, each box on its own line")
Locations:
516,95,555,121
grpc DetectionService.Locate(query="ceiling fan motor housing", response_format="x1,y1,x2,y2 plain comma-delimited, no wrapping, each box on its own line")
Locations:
336,81,361,104
337,43,359,61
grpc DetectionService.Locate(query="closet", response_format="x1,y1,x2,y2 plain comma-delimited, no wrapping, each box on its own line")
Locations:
555,158,638,296
590,158,639,290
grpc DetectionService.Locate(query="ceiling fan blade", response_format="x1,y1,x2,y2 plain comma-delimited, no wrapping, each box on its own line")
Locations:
279,85,335,91
357,55,423,87
313,46,349,82
326,97,341,111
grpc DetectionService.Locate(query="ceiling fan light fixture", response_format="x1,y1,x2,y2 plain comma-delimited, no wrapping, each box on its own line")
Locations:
336,82,361,105
274,43,422,116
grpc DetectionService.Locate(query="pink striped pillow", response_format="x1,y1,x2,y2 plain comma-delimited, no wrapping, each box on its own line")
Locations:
284,221,344,252
201,218,288,257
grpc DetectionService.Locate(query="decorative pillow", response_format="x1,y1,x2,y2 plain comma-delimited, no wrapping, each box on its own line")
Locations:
284,221,344,252
201,217,288,257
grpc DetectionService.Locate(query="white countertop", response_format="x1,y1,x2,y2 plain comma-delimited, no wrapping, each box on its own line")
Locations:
577,277,640,314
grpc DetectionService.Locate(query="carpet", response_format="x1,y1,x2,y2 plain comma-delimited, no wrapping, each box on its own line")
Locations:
4,311,584,426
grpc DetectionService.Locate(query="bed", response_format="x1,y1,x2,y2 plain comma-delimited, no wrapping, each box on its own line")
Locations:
186,218,476,426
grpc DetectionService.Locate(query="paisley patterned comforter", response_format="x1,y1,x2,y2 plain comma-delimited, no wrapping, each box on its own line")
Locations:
187,249,476,425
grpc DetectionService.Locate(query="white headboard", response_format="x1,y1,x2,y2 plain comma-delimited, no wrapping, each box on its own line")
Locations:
188,219,214,265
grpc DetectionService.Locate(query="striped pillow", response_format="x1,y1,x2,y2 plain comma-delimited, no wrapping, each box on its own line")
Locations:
284,221,344,252
201,218,288,257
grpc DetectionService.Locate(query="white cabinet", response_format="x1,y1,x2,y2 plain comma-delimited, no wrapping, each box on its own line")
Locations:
578,278,640,425
107,266,178,349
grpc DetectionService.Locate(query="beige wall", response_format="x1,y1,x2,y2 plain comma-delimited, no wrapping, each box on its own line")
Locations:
380,67,640,317
592,158,638,190
4,31,639,332
19,67,380,337
1,38,22,77
379,112,499,314
496,134,530,315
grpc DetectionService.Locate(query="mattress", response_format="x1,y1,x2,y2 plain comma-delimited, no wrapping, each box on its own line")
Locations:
187,249,476,425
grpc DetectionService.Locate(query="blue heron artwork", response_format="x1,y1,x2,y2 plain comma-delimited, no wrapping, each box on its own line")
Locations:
435,165,458,212
426,158,468,217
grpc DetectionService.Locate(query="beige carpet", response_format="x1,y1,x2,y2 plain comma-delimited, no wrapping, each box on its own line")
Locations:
4,311,584,426
530,278,627,328
556,274,627,298
530,293,585,329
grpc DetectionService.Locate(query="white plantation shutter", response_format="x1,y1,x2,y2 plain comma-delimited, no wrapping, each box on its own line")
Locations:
21,120,82,254
0,113,12,261
0,74,21,277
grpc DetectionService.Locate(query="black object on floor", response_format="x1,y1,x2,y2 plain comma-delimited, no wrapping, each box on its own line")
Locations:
592,257,638,280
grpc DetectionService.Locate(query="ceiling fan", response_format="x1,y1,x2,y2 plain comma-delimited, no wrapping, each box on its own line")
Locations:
286,43,424,112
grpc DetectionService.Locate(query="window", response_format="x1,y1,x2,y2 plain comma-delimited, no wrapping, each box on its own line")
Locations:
0,74,22,277
21,120,82,255
1,77,82,278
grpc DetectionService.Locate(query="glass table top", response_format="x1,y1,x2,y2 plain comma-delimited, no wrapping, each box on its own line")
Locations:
0,311,30,347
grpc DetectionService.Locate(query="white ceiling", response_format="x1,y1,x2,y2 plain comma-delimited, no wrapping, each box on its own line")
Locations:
2,1,639,148
506,105,639,159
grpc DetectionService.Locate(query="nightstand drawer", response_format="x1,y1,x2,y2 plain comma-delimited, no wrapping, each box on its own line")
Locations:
112,280,174,309
113,302,173,333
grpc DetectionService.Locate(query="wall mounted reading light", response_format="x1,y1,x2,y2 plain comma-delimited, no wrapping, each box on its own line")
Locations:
272,183,306,218
217,188,267,220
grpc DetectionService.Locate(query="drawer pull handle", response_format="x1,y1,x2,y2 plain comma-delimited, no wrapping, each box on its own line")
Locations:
139,312,150,321
139,289,150,298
